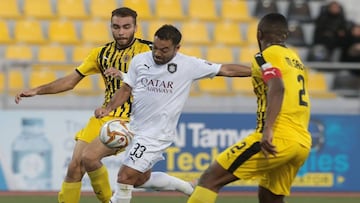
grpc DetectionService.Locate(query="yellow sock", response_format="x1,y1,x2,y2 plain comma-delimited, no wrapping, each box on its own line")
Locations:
187,186,217,203
58,181,81,203
88,165,112,203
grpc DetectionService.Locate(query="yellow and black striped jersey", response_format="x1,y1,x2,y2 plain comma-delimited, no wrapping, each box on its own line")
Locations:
76,38,152,119
251,45,311,148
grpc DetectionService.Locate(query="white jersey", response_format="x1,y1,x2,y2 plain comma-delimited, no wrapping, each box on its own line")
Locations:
124,51,221,141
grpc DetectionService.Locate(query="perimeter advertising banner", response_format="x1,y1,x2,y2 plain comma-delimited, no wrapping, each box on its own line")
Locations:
0,110,359,192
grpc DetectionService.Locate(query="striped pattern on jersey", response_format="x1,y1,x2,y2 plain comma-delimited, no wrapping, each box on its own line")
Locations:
99,39,152,118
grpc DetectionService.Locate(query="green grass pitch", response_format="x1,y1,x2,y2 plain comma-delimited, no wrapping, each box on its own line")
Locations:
0,191,359,203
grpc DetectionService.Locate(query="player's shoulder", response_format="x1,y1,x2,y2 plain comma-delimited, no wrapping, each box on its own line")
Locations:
135,38,153,48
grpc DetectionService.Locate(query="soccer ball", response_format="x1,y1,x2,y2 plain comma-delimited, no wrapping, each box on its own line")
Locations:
99,119,133,149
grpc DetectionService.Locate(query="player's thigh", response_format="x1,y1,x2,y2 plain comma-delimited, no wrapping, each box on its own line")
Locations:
83,137,118,160
216,132,265,180
259,140,310,196
75,116,118,143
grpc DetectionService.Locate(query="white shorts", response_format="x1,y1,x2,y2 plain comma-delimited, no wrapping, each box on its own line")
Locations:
122,135,173,172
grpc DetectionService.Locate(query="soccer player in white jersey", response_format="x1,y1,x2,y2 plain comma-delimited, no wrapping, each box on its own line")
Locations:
94,24,251,203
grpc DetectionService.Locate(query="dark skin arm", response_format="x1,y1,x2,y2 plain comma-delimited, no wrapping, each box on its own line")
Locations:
261,77,284,157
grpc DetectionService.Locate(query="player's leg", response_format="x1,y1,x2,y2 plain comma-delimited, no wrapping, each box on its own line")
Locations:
78,116,117,203
258,138,310,203
58,140,87,203
258,186,285,203
187,161,238,203
82,137,120,203
111,165,145,203
137,171,194,195
188,132,263,203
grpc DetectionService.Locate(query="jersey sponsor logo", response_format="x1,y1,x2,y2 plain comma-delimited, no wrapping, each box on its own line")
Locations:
167,63,177,73
140,78,174,93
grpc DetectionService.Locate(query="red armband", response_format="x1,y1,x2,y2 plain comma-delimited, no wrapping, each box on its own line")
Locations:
262,67,282,83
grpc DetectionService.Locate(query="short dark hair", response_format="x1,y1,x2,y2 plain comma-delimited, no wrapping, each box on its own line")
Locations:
258,13,289,37
154,24,182,45
111,7,137,25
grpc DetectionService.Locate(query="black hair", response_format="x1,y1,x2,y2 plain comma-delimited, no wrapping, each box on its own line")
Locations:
154,24,182,45
259,13,289,38
111,7,137,25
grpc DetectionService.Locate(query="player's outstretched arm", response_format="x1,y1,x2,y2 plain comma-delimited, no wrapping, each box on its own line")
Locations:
14,71,83,104
94,83,132,118
217,64,251,77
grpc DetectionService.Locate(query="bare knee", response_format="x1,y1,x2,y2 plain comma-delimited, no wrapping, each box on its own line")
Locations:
258,186,284,203
65,159,85,182
198,161,238,192
117,166,144,185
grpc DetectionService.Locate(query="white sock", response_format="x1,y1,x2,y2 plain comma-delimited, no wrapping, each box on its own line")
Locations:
110,183,133,203
138,172,194,195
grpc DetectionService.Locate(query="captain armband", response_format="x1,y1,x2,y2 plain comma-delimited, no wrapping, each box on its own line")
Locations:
261,63,282,83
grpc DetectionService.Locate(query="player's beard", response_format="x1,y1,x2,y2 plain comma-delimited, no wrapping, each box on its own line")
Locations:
115,35,135,49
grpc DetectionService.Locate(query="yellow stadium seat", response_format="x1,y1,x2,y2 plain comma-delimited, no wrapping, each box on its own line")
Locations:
122,0,153,20
206,46,234,64
147,20,175,39
307,71,337,98
188,0,218,21
230,77,254,96
180,45,203,58
90,0,117,19
214,21,244,46
8,69,25,93
0,0,21,19
135,23,145,39
48,20,79,44
221,0,254,22
57,0,88,19
14,20,47,44
81,20,111,45
154,0,186,21
238,45,259,65
5,45,33,61
198,77,231,95
23,0,55,19
29,69,58,88
246,20,259,46
181,21,211,45
72,45,94,63
37,45,67,63
0,20,13,44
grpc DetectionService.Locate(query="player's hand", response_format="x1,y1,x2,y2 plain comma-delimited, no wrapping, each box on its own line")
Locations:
104,67,124,80
260,127,277,158
94,107,111,118
14,89,37,104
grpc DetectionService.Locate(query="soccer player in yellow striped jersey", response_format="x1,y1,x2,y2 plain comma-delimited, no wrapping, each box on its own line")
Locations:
15,7,194,203
188,13,312,203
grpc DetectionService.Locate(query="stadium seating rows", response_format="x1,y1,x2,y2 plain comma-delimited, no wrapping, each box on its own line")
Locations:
0,0,337,98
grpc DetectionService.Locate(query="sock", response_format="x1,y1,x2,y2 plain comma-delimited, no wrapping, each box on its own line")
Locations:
110,183,134,203
187,186,217,203
87,165,112,203
138,172,194,195
58,181,81,203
